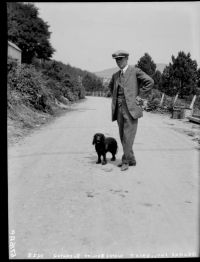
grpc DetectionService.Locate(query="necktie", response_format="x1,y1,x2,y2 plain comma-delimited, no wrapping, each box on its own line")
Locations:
119,70,124,87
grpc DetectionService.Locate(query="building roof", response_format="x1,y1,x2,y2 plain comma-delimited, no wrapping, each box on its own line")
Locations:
8,41,22,52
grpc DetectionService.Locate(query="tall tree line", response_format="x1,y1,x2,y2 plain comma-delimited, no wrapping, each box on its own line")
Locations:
136,52,200,98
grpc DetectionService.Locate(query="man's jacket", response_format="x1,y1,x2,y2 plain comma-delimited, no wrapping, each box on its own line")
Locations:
108,65,154,121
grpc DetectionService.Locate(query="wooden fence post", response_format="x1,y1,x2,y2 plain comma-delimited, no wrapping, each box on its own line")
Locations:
173,93,179,106
189,95,196,110
160,93,165,106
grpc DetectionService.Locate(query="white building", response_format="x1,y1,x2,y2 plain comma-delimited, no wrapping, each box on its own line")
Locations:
8,41,22,64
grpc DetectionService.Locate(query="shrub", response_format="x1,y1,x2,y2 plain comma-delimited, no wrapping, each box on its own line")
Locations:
7,57,18,72
147,97,160,111
7,63,53,113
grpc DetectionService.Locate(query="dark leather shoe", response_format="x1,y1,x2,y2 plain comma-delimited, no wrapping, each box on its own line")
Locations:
118,161,136,167
129,161,136,166
121,163,129,171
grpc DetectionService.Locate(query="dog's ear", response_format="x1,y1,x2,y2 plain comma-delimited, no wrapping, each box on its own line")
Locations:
101,134,105,143
92,135,96,145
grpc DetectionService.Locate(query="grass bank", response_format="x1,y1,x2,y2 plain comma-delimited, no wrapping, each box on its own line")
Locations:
7,58,86,146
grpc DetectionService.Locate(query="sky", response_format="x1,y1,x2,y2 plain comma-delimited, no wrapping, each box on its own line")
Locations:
34,2,200,73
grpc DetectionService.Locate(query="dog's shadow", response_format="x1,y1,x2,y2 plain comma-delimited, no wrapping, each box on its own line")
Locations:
85,153,120,167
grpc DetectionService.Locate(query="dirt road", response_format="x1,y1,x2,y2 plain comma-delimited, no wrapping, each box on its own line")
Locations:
8,96,199,259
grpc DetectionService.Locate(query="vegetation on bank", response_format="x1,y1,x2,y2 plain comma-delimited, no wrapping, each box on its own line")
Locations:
135,52,200,112
7,54,105,144
7,2,104,144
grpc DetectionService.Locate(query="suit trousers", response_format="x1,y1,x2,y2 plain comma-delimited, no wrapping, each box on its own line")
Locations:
116,98,138,164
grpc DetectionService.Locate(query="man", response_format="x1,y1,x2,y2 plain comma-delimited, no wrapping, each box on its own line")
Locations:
108,50,154,171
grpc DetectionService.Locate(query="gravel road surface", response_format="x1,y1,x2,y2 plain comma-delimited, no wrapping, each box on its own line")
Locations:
8,96,199,259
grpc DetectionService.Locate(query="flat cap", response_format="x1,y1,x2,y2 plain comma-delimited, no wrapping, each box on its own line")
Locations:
112,50,129,59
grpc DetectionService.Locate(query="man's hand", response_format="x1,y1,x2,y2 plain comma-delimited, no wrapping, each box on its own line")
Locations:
136,96,143,106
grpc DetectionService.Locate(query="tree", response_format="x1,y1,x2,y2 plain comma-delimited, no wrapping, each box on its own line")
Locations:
161,51,198,98
161,65,175,96
136,53,156,77
82,73,103,92
153,70,162,90
7,2,55,63
82,74,94,91
197,68,200,88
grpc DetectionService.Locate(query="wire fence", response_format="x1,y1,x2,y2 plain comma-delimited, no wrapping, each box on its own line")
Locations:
85,90,200,116
85,91,108,97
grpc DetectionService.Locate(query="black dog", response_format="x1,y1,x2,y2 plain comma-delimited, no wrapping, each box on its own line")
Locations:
92,133,118,165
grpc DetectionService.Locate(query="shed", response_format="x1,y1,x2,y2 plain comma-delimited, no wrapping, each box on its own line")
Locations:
8,41,22,64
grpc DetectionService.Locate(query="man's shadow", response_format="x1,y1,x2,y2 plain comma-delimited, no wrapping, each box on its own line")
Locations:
85,153,120,167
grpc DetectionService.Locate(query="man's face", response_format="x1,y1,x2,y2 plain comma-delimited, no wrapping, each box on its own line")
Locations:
115,56,128,69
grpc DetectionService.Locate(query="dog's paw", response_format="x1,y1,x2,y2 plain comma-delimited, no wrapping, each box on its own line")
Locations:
96,161,101,164
102,161,107,165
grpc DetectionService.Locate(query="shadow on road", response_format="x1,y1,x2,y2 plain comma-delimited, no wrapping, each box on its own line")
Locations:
84,154,120,167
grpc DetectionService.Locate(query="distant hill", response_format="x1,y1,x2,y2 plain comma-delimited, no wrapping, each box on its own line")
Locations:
94,67,119,78
94,63,167,78
156,63,167,73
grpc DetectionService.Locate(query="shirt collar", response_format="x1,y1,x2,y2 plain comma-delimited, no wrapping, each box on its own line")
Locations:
121,64,129,74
